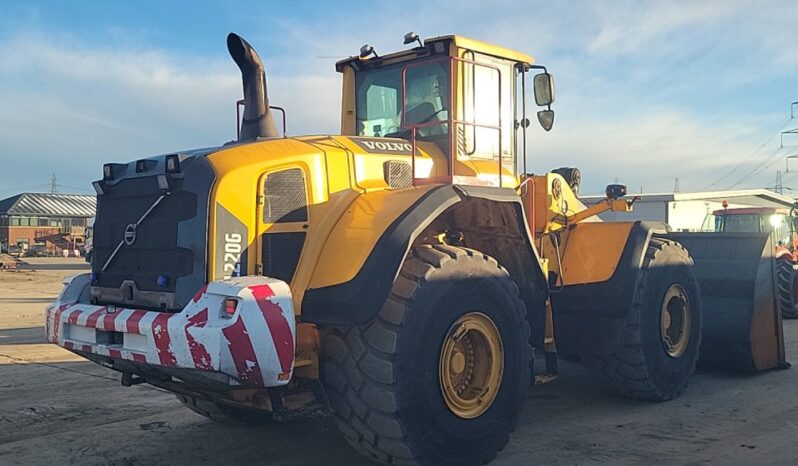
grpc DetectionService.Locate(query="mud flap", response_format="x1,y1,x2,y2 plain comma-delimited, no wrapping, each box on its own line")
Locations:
666,232,787,372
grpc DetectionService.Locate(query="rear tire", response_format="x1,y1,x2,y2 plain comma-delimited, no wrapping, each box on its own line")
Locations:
322,245,532,465
582,238,702,401
776,260,798,319
176,394,272,425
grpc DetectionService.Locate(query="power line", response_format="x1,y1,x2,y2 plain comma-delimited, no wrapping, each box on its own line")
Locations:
726,146,785,189
701,115,791,190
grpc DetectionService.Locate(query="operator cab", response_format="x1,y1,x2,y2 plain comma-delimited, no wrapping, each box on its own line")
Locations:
336,34,555,187
702,207,797,252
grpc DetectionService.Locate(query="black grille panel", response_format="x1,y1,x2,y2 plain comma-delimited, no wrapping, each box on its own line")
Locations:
384,161,412,188
90,153,215,311
261,232,306,283
263,168,308,223
93,178,196,294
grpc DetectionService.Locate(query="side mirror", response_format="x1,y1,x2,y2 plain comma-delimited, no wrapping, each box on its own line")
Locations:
537,110,555,131
533,73,555,106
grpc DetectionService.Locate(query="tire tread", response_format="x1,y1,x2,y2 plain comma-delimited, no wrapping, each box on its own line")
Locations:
322,244,531,464
582,238,701,401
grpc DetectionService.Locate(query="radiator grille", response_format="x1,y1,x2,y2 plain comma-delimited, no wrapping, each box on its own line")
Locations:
93,177,196,294
263,168,308,223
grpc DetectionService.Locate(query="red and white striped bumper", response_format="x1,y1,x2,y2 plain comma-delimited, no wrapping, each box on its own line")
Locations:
45,275,296,387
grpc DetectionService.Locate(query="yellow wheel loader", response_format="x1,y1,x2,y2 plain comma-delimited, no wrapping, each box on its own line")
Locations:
46,32,786,465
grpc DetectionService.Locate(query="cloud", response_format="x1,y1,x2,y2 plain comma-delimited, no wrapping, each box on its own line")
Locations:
0,31,340,197
527,106,792,194
0,1,795,200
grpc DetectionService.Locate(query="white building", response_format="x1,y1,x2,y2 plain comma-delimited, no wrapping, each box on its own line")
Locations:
580,189,795,232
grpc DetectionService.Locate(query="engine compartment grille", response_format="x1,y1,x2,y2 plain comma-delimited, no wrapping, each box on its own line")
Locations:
384,160,413,188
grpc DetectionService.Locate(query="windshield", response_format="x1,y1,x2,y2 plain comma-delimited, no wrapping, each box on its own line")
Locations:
715,214,762,233
355,60,450,138
704,213,793,245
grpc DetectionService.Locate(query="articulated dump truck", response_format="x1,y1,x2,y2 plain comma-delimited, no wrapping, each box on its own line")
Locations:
46,33,787,465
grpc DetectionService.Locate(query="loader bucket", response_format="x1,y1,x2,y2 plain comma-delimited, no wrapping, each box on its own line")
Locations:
666,232,787,372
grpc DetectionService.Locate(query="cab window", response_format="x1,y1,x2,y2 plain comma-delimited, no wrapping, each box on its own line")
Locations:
355,61,450,139
459,52,513,163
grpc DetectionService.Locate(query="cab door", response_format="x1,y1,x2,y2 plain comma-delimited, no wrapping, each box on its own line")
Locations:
256,167,310,284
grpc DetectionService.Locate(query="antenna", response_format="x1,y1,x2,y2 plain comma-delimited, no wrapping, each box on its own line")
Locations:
50,174,58,194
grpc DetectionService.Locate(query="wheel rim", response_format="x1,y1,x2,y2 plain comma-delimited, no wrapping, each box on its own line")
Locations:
439,312,504,419
660,284,691,358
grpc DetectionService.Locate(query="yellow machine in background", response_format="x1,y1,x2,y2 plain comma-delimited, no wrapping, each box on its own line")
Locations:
50,32,785,466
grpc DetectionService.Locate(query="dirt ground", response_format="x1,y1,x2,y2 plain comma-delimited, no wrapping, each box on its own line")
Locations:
1,260,797,465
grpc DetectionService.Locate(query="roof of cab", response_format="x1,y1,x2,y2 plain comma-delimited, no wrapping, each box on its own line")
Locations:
335,34,534,71
429,35,534,65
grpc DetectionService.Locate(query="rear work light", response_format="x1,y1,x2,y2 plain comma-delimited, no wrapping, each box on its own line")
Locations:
223,298,238,318
165,154,181,173
103,163,125,181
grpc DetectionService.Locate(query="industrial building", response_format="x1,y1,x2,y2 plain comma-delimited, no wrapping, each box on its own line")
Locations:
580,189,796,231
0,193,96,255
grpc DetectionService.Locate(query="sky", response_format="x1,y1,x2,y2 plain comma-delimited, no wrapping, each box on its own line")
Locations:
0,0,796,199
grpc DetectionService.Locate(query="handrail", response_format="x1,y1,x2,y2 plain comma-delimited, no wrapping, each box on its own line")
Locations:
236,99,287,138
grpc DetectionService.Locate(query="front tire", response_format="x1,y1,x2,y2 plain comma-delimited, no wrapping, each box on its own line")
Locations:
322,245,532,465
582,238,702,401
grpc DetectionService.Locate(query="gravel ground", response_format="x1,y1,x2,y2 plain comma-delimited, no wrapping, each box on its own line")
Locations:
1,262,796,465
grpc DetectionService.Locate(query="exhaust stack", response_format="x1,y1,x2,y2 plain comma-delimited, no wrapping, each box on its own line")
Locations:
227,33,278,141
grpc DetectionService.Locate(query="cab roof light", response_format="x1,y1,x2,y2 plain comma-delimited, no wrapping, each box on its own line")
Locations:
403,32,423,48
359,44,378,59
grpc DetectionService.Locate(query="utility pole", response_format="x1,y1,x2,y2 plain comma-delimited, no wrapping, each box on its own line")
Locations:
50,174,58,194
781,101,798,147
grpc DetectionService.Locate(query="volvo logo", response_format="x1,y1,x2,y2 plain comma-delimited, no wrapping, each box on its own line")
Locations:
351,137,413,154
124,223,137,246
